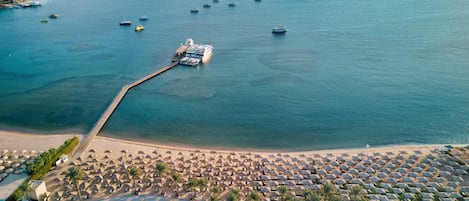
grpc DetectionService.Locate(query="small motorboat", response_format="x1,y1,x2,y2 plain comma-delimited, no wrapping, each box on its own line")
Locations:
40,19,48,23
213,0,219,2
272,25,287,34
49,13,59,19
203,3,211,8
134,24,144,31
119,19,132,25
228,2,236,7
190,8,199,13
30,1,41,6
139,15,149,21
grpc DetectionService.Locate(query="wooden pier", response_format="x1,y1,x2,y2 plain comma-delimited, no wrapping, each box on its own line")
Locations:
73,52,184,158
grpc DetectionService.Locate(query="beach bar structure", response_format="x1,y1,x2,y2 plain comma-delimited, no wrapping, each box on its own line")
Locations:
28,180,49,201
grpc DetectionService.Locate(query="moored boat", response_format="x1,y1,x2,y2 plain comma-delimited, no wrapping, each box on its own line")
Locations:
190,8,199,13
179,38,213,67
134,24,144,31
203,3,211,8
40,19,48,23
49,13,59,19
213,0,219,2
30,1,41,6
119,19,132,25
139,15,149,21
272,25,287,34
228,2,236,7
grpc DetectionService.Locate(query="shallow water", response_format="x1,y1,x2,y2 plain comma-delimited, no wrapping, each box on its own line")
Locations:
1,0,469,150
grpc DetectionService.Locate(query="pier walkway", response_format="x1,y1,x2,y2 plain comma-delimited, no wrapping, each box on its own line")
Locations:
73,56,183,158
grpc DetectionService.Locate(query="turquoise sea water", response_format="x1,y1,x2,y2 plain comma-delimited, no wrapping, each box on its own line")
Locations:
1,0,469,150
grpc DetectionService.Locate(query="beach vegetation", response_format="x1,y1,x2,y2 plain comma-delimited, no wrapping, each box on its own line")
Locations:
321,182,337,201
278,185,292,201
432,193,439,201
7,137,79,201
248,190,263,201
227,189,242,201
412,193,423,201
305,191,322,201
127,166,142,194
171,172,181,183
26,137,79,179
210,186,222,201
186,178,198,190
155,162,168,176
349,185,365,201
65,166,85,201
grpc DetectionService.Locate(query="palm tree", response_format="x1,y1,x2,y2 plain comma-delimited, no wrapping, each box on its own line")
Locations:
248,190,262,201
278,185,289,201
20,182,32,201
301,189,322,201
308,192,323,201
186,178,198,191
227,189,242,201
155,162,168,177
196,178,208,192
321,182,336,201
64,166,85,201
211,186,222,201
127,166,142,194
349,185,365,201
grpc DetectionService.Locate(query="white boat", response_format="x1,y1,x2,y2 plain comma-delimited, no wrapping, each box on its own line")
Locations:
30,1,41,6
139,15,149,21
179,38,213,66
119,19,132,25
272,25,287,34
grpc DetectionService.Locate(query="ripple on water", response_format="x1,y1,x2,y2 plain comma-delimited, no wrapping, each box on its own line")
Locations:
157,77,217,100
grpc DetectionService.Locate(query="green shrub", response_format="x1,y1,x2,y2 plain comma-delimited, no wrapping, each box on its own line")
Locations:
8,137,80,201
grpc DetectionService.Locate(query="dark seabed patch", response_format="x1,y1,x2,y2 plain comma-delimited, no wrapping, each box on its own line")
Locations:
250,73,304,87
157,77,217,100
0,75,132,132
68,43,105,52
258,50,317,73
88,53,115,61
0,68,36,80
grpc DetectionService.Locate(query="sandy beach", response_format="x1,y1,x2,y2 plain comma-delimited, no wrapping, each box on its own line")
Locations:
0,130,81,151
1,130,468,201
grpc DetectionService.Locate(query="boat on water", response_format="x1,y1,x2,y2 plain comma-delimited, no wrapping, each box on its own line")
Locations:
228,2,236,7
119,19,132,25
254,0,261,2
40,19,48,23
213,0,219,2
190,8,199,13
49,13,59,19
30,1,41,6
139,15,149,21
134,24,144,31
19,3,31,7
203,3,211,8
179,38,213,67
272,25,287,34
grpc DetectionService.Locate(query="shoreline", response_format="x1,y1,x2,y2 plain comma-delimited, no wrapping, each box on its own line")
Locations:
2,129,468,201
0,129,465,155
